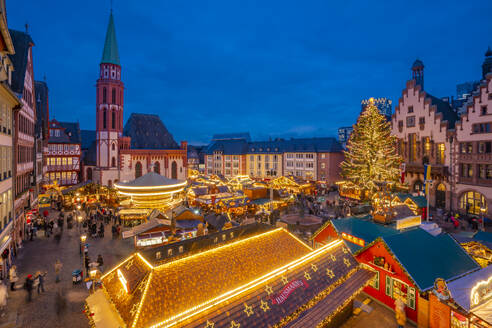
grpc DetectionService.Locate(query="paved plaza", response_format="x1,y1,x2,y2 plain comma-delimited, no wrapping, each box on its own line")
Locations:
0,209,134,328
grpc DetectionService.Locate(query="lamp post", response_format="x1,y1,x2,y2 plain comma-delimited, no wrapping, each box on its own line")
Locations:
480,204,486,232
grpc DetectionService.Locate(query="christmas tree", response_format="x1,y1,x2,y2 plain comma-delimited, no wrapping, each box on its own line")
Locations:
341,98,401,196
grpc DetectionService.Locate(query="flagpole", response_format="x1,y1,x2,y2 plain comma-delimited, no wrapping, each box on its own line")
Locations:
426,183,429,222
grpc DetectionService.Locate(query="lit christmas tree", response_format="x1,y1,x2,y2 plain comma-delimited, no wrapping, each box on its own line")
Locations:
341,98,402,196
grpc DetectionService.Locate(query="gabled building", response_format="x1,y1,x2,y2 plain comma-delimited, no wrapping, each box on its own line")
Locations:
45,119,81,186
312,217,480,325
8,29,37,247
392,60,458,210
0,2,20,278
453,49,492,218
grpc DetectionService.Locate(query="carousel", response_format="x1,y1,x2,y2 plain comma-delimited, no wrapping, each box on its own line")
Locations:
115,172,187,226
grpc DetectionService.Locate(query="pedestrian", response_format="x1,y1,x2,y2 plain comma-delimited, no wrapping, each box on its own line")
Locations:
99,222,104,238
85,256,90,276
111,225,117,239
24,274,33,302
54,259,63,283
395,295,407,328
35,271,46,294
97,254,104,273
9,265,18,291
0,279,7,317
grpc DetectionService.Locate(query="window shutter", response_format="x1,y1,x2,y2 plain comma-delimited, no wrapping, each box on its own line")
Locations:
408,287,416,309
385,275,392,296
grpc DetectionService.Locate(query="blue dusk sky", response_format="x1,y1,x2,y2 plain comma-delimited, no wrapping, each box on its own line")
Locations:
7,0,492,145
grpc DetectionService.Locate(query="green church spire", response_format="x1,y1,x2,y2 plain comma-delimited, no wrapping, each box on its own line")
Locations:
101,13,120,65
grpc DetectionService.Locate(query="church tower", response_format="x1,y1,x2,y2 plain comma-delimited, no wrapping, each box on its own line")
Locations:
95,12,123,186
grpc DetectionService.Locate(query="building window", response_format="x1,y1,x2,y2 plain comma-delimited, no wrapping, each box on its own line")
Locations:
460,191,487,215
321,163,325,169
103,110,107,129
419,117,425,125
250,155,254,161
112,143,115,151
406,116,415,128
135,161,142,178
111,111,115,129
479,164,492,179
481,106,487,115
112,88,116,104
102,87,107,103
321,154,325,159
478,141,492,153
408,106,414,113
472,122,491,133
409,134,417,162
461,164,473,178
436,143,445,165
385,276,415,310
111,157,116,167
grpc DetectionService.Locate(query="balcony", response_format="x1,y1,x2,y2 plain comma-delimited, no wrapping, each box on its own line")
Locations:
405,163,449,177
47,164,80,172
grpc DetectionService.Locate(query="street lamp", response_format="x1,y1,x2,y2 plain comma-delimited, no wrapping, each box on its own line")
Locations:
480,205,487,232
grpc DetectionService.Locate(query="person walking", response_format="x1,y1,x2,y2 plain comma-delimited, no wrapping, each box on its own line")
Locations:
54,260,63,283
85,256,90,277
97,255,104,273
395,295,407,328
35,271,46,294
9,265,18,291
24,274,33,302
0,279,7,317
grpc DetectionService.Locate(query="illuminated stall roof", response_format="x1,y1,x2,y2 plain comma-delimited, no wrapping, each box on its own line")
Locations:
116,172,185,189
95,228,373,328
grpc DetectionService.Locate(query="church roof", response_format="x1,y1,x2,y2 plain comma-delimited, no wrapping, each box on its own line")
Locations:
123,113,179,149
8,29,34,94
101,13,120,65
59,122,81,144
427,94,459,128
212,132,251,142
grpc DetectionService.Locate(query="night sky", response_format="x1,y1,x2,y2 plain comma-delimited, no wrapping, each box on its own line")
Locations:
7,1,492,145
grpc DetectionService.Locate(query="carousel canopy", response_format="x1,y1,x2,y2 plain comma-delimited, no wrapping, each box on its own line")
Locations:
116,172,185,189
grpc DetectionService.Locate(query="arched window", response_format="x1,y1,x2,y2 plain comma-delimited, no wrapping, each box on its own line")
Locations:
108,180,112,187
102,87,107,103
103,109,107,129
87,168,93,181
154,162,160,174
171,161,177,179
111,143,115,151
111,157,116,167
111,110,115,129
460,191,487,215
112,88,116,104
135,162,142,179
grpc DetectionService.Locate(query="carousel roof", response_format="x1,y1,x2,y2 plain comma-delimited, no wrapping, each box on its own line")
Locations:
99,228,372,328
116,172,185,188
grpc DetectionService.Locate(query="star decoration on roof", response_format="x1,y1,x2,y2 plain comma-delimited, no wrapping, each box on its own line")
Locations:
125,259,134,270
311,263,318,272
304,271,312,281
205,320,215,328
116,288,125,300
343,247,348,254
330,254,336,262
129,303,139,317
230,320,240,328
344,258,351,268
106,271,116,281
265,285,273,296
243,303,254,317
260,299,270,312
281,276,289,285
326,268,335,279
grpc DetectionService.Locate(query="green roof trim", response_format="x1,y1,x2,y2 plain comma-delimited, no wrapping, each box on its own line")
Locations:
101,13,120,65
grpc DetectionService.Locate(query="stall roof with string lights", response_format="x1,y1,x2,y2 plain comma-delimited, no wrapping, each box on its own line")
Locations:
86,228,374,328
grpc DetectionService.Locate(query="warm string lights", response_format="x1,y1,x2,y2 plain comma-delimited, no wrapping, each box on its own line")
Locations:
341,99,402,196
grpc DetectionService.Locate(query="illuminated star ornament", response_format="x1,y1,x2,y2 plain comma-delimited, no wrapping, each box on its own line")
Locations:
129,303,139,317
281,276,289,285
230,321,241,328
304,271,312,281
330,254,336,262
344,258,351,268
125,259,134,270
243,303,254,317
343,247,348,254
205,320,215,328
326,269,335,279
311,263,318,272
265,285,273,296
260,299,270,312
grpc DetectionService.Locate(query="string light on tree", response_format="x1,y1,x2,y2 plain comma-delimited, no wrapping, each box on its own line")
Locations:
341,98,402,197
